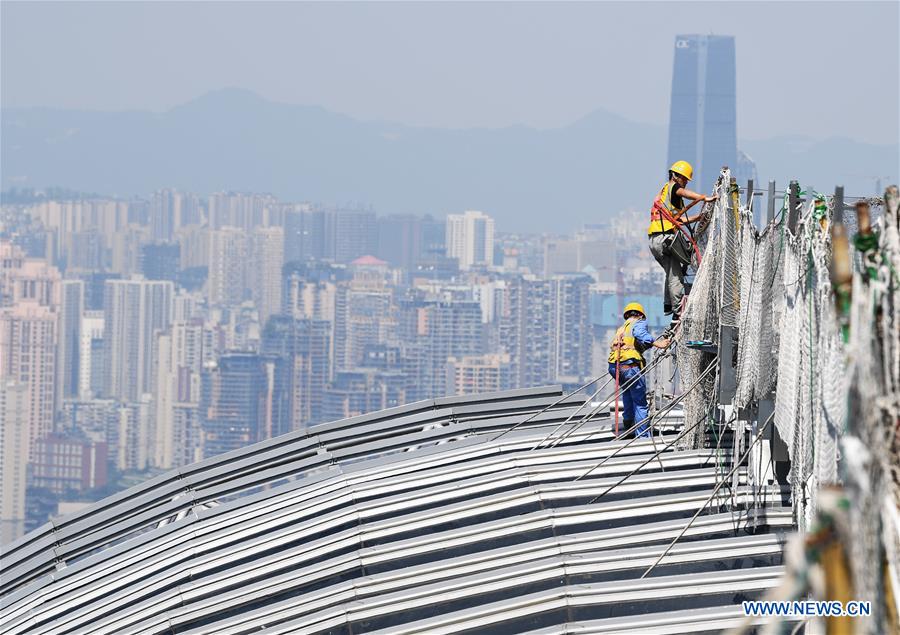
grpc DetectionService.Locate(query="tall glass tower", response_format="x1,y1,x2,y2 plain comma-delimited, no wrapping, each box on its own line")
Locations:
667,35,742,194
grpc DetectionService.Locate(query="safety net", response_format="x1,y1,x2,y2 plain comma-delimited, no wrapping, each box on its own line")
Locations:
673,168,899,633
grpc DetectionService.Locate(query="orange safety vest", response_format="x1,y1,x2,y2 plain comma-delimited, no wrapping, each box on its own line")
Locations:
608,318,645,366
648,181,685,235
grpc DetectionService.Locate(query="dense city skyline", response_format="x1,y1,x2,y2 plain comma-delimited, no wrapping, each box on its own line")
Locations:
1,189,668,543
2,3,895,549
2,4,897,634
0,24,747,544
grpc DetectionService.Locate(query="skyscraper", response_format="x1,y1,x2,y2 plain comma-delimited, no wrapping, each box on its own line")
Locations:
667,35,754,194
446,211,495,270
102,277,174,401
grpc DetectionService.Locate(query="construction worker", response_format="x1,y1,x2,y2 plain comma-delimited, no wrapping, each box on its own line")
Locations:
648,160,716,336
608,302,670,438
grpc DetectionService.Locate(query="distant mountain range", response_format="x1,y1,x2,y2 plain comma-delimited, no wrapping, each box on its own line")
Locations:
2,88,896,232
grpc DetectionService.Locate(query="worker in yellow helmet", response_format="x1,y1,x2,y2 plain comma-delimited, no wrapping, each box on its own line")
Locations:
608,302,670,437
648,160,717,336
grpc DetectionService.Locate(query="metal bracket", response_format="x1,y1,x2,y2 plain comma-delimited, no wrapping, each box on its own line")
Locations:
686,340,718,354
834,185,844,225
788,180,801,233
717,325,738,406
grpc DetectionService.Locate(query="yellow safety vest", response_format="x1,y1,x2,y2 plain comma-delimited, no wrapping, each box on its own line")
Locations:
648,181,685,235
608,318,645,366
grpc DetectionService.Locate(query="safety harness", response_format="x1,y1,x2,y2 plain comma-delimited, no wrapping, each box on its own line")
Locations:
650,182,704,264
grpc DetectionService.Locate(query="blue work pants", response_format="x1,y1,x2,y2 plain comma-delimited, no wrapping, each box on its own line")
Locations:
607,362,650,438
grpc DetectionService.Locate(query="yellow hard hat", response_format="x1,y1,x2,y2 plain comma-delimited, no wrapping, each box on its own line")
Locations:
623,302,646,318
669,160,693,181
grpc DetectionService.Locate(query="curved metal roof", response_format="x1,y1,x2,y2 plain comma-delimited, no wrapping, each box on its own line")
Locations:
1,386,791,634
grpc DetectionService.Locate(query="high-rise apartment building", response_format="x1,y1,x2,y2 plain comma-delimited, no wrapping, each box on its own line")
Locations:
109,224,149,277
29,200,129,265
74,271,120,310
446,211,495,270
208,192,279,231
67,231,105,271
250,226,284,326
174,225,210,271
0,380,28,544
333,257,394,372
57,279,84,401
78,310,104,398
553,274,594,382
200,353,289,458
284,277,337,323
30,432,108,495
501,277,554,389
1,240,61,307
399,299,484,401
261,316,331,431
376,214,424,271
322,369,406,422
543,233,617,277
113,397,153,471
283,206,327,262
500,274,592,388
0,303,59,453
667,35,755,194
140,243,180,282
60,398,120,472
102,277,174,402
325,208,378,263
208,227,248,307
150,189,202,242
153,321,206,469
446,353,512,395
0,243,61,461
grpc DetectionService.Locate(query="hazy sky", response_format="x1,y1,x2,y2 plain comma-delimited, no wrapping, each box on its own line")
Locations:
2,1,898,144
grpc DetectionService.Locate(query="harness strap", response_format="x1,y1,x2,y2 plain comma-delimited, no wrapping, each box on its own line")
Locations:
654,199,704,264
